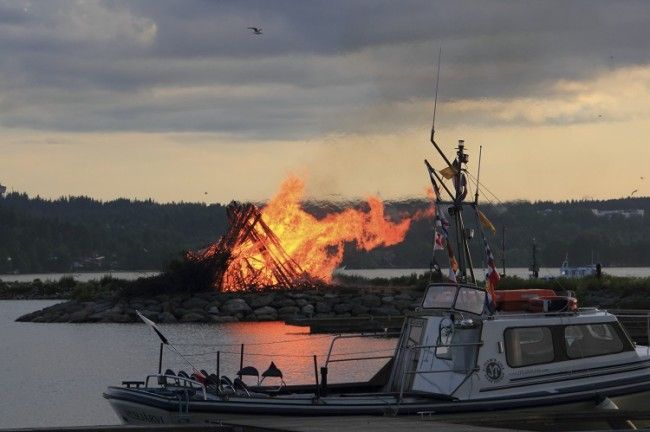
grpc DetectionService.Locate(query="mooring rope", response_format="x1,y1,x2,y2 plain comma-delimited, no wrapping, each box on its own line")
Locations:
174,334,335,348
180,347,396,359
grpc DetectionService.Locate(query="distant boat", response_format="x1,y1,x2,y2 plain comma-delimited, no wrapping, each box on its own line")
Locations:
559,255,598,278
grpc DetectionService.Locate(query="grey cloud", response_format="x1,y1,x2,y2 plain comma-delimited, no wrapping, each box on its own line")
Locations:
1,0,650,137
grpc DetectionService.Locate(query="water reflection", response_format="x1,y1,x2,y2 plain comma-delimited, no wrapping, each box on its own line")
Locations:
164,321,396,384
1,301,396,428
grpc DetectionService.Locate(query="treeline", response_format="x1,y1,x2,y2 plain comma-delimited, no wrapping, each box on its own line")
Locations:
0,193,228,272
346,198,650,270
1,192,649,273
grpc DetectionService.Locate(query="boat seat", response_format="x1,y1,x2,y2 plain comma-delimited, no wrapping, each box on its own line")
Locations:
260,361,286,388
220,376,234,387
178,370,190,378
233,377,269,398
164,369,176,376
206,374,220,386
237,366,260,385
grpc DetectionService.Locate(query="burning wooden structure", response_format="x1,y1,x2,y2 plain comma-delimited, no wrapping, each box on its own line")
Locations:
188,201,311,292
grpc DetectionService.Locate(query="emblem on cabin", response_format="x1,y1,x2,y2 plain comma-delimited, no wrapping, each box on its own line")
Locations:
483,359,504,383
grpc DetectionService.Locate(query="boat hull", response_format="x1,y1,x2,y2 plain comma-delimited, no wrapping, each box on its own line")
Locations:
104,382,650,425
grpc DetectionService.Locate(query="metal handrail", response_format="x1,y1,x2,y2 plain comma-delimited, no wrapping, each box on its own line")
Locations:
324,332,400,366
411,342,483,349
145,374,207,400
327,355,394,364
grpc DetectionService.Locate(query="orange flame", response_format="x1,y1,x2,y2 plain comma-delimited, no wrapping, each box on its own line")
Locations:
219,176,433,291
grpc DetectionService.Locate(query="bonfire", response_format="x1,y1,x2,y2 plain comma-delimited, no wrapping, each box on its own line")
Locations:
188,176,431,292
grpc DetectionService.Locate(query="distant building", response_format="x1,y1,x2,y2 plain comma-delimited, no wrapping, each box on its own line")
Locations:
591,209,645,218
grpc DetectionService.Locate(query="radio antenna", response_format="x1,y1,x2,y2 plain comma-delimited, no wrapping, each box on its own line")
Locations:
429,47,455,171
431,46,442,138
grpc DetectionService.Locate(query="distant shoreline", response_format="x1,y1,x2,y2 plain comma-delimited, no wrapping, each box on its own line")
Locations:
4,266,650,283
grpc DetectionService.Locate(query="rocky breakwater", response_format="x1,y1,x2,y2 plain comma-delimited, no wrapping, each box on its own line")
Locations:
15,288,422,324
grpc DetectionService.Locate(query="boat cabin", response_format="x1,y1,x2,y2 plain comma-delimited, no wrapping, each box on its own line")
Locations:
388,282,638,401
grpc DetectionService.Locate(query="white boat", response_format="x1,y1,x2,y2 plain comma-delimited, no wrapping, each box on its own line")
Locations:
104,286,650,424
560,256,598,278
104,141,650,425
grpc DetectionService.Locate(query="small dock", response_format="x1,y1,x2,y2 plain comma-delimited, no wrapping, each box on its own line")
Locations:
288,310,650,343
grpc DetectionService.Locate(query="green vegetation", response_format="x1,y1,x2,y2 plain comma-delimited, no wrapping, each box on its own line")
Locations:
1,192,649,273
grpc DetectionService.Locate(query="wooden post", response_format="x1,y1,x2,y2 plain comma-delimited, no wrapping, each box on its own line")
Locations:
216,351,220,378
313,355,320,399
158,342,163,374
239,344,244,377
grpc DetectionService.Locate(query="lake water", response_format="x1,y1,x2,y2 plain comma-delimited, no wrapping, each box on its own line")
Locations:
3,267,650,283
335,267,650,279
0,301,395,429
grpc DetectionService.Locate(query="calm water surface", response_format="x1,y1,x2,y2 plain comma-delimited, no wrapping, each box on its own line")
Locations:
0,301,395,428
3,267,650,283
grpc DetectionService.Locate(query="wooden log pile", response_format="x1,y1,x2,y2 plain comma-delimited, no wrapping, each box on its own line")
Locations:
188,201,309,292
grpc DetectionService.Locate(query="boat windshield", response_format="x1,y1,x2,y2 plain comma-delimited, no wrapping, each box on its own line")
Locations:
422,283,486,315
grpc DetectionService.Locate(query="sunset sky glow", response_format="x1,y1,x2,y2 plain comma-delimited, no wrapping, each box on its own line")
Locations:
1,1,649,203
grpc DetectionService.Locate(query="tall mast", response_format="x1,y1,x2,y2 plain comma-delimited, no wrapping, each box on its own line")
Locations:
450,140,475,284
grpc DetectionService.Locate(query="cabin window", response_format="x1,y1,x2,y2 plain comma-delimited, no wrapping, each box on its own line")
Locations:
423,284,457,309
455,287,485,315
505,327,554,367
564,323,624,359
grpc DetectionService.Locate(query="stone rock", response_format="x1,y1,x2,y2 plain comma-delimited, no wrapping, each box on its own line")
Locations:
139,309,159,320
210,315,238,323
250,294,275,309
370,305,401,316
69,310,90,323
278,306,300,316
315,302,331,313
173,307,189,318
158,312,177,323
182,297,209,309
295,298,309,307
221,299,252,315
393,300,412,310
255,314,276,321
272,298,296,308
301,304,315,316
254,306,278,318
361,294,381,308
381,296,394,304
395,293,413,301
333,303,352,314
180,312,206,323
207,306,220,315
92,302,114,313
104,312,132,323
351,304,370,316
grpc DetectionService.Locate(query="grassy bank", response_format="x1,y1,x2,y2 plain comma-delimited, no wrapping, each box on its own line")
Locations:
4,268,650,310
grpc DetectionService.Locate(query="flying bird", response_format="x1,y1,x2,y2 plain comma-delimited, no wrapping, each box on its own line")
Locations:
247,27,262,35
631,189,638,196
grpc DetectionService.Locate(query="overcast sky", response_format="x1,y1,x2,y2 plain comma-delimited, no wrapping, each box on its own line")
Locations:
1,0,649,203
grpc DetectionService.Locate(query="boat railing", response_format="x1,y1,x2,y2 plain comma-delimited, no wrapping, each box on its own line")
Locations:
145,374,207,400
487,308,605,319
324,333,400,367
608,310,650,351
